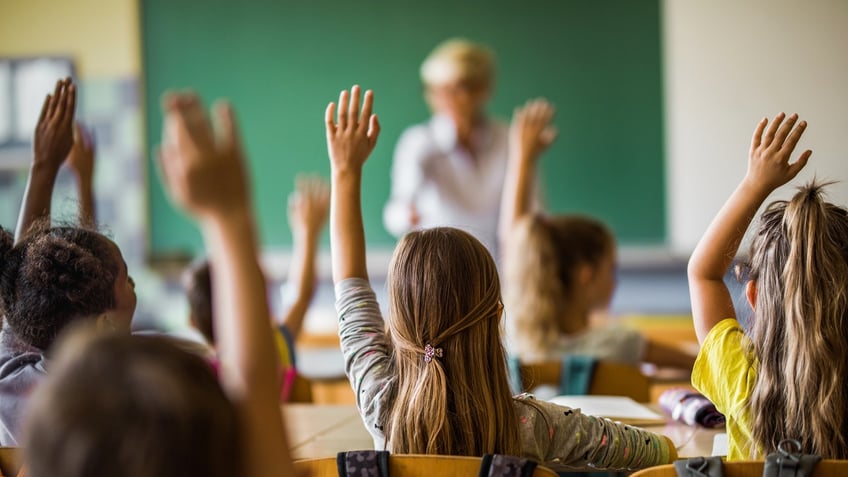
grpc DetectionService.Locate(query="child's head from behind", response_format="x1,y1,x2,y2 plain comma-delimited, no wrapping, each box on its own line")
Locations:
503,215,615,360
745,182,848,458
0,224,135,350
23,328,240,477
183,258,214,345
385,227,519,456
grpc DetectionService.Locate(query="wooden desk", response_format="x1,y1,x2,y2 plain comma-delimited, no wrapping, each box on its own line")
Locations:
642,419,721,459
283,404,723,460
284,404,373,460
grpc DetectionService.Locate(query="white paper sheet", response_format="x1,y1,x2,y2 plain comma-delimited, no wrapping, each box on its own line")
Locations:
549,395,666,426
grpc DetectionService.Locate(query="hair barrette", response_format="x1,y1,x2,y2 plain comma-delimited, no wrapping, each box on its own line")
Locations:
423,344,443,363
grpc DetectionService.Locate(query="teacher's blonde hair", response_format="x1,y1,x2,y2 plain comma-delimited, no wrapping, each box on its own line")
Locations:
420,38,495,88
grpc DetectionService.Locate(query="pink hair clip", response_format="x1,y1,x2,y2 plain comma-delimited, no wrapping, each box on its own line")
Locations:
423,344,443,363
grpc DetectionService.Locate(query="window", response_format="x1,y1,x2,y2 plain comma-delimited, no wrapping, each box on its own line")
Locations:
0,57,75,147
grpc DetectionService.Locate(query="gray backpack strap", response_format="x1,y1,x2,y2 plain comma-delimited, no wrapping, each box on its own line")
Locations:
478,454,538,477
336,450,390,477
762,439,821,477
673,456,725,477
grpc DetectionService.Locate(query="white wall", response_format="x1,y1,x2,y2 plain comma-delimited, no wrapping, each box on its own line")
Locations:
663,0,848,254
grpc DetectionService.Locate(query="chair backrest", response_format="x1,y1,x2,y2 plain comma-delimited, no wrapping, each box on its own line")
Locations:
629,460,848,477
286,372,314,403
0,447,21,477
294,454,559,477
518,359,651,402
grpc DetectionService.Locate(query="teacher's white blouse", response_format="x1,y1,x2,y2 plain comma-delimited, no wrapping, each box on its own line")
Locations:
383,114,510,255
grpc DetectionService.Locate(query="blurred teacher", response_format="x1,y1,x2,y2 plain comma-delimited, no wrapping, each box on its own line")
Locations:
383,38,509,255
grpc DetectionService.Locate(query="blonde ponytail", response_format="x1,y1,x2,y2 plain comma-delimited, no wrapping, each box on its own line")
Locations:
748,182,848,457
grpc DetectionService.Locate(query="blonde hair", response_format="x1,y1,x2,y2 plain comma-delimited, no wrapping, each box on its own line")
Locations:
503,215,614,362
420,38,495,87
384,227,520,456
745,182,848,458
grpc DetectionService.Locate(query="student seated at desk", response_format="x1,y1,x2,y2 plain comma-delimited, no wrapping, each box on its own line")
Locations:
182,175,329,400
500,99,696,370
327,85,677,471
22,92,296,477
0,79,139,446
689,113,848,459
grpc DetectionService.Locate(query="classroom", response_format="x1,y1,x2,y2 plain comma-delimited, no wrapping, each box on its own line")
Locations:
0,0,847,475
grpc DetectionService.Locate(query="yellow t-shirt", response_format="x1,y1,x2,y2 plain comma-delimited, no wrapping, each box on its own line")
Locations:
691,318,758,460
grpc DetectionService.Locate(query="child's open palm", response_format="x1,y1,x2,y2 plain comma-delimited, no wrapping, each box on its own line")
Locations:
288,174,330,241
747,112,812,193
34,78,76,171
325,85,380,173
158,93,249,221
510,98,557,163
66,122,95,181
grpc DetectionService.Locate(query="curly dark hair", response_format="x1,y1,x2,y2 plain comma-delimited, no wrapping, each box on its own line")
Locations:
0,224,119,350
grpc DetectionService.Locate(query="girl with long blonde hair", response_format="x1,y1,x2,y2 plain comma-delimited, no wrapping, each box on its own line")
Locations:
689,112,848,459
327,86,676,471
501,99,695,369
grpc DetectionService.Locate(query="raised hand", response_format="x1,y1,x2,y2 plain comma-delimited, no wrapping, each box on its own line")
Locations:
66,122,96,182
33,78,76,172
288,174,330,243
499,99,555,252
159,92,295,477
326,85,378,283
16,78,78,241
66,122,97,226
325,85,380,174
158,93,249,222
746,112,812,193
688,114,812,344
510,98,557,163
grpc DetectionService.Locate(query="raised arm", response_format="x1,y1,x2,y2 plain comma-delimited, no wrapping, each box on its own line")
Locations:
16,78,76,242
499,99,556,256
326,85,380,283
688,113,811,344
279,174,329,338
157,93,293,477
66,123,97,227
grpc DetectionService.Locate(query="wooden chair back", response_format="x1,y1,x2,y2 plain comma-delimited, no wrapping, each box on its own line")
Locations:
0,447,21,477
294,454,558,476
629,460,848,476
519,359,651,402
287,373,314,403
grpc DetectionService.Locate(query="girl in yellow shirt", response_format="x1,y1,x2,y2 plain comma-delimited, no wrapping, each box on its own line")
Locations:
688,113,848,459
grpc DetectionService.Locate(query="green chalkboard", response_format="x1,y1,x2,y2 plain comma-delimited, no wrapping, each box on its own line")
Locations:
142,0,665,257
